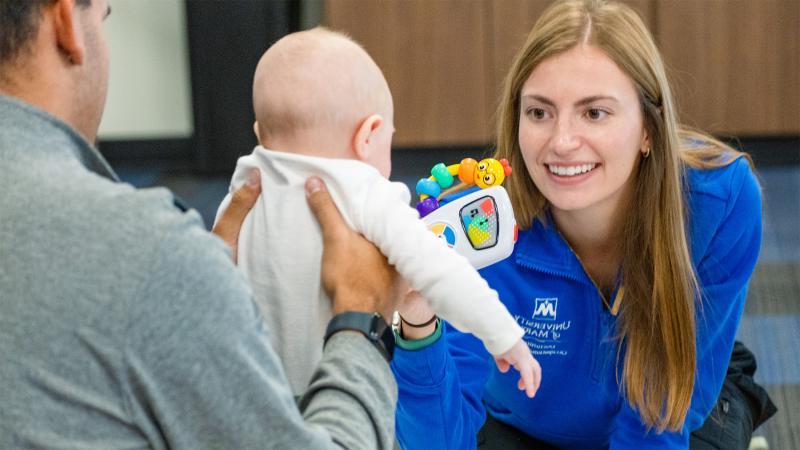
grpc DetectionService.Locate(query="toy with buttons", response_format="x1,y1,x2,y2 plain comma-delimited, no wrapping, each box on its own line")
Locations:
415,157,512,218
460,196,497,249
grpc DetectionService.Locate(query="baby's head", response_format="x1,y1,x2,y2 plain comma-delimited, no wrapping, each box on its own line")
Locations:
252,27,394,177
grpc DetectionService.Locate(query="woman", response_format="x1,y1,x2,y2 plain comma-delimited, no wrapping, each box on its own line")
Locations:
391,0,764,448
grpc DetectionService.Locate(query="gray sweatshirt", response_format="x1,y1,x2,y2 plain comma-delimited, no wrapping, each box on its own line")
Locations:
0,94,396,449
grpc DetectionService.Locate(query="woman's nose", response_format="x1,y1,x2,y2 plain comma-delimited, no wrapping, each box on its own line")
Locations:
552,116,580,155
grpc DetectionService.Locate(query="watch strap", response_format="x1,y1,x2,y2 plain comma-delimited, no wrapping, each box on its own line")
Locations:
324,312,394,361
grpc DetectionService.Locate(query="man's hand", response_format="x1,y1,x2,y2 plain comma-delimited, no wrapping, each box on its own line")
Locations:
305,176,401,321
212,170,261,263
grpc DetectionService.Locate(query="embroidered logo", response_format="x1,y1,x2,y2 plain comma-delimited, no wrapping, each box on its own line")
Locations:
533,298,558,321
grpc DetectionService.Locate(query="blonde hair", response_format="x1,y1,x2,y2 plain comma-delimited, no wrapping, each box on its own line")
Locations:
494,0,750,432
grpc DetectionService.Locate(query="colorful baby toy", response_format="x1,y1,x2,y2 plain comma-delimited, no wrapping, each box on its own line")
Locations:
415,157,513,218
416,157,517,269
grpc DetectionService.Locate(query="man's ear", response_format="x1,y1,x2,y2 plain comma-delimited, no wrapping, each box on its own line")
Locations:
253,121,262,142
352,114,383,162
52,0,84,65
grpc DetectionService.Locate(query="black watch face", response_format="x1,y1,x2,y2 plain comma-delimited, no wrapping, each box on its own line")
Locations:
369,313,386,331
325,312,393,361
369,313,394,361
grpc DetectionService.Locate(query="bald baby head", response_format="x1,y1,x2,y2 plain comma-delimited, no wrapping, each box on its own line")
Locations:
252,27,394,172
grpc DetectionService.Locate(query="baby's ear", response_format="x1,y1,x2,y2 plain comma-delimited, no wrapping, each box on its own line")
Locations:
352,114,383,162
253,121,262,142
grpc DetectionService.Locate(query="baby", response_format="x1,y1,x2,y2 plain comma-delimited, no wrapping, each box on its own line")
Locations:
216,27,540,396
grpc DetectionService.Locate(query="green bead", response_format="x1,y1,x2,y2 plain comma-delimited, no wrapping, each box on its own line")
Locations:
431,163,454,189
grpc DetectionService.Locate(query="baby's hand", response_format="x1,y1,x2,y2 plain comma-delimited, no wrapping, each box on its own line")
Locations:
494,340,541,398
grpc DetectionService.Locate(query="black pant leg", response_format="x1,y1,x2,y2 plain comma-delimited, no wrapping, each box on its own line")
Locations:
690,341,777,450
477,414,558,450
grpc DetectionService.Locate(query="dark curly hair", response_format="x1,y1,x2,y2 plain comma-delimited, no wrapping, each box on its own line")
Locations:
0,0,91,66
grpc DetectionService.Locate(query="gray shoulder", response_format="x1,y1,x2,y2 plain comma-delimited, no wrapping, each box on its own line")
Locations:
87,180,259,346
42,169,246,313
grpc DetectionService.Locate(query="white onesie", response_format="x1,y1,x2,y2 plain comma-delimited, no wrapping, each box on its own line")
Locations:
216,146,523,394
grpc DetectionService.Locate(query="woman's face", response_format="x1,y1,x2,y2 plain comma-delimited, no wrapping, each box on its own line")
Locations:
518,45,647,218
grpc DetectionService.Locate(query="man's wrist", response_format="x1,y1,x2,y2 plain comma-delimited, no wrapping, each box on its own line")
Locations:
324,311,394,361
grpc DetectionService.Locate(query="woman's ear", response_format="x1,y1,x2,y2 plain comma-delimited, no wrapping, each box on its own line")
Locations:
52,0,85,65
640,132,651,157
253,121,261,142
352,114,383,162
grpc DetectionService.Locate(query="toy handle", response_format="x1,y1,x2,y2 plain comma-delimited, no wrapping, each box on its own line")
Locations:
415,157,511,217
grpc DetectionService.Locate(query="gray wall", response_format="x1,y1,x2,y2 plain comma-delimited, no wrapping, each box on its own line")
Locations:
98,0,193,140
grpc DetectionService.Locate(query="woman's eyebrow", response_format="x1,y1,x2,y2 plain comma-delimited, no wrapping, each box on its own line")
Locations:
521,94,555,106
521,94,619,106
575,95,619,106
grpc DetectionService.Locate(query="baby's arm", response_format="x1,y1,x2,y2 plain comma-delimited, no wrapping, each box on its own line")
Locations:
353,180,540,395
355,179,536,356
494,339,541,398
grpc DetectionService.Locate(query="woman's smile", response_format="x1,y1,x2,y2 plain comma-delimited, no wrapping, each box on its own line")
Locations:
545,162,600,184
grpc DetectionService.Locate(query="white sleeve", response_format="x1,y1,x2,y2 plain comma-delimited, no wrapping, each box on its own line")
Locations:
353,179,523,355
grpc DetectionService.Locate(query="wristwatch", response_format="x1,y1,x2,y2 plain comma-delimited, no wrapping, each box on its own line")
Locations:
324,312,394,362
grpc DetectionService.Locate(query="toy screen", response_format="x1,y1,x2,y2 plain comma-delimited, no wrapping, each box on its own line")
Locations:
459,196,499,250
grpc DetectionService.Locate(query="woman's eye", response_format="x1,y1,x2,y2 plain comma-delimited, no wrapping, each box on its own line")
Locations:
528,108,547,120
586,108,608,120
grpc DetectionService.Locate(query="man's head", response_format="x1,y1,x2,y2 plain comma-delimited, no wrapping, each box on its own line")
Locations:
0,0,110,143
252,27,395,177
0,1,71,66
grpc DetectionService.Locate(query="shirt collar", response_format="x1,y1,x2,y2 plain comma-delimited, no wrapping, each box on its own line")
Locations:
514,213,583,276
0,94,119,182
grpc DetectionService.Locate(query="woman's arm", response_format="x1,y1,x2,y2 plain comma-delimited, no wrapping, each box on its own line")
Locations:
391,321,493,449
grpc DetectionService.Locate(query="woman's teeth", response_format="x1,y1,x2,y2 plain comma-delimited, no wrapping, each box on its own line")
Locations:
547,163,597,177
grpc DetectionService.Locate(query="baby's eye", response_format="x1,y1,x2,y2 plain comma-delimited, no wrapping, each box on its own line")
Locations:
586,108,609,121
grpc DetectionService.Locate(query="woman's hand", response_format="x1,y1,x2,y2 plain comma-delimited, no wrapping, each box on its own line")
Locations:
212,170,261,263
397,290,437,340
